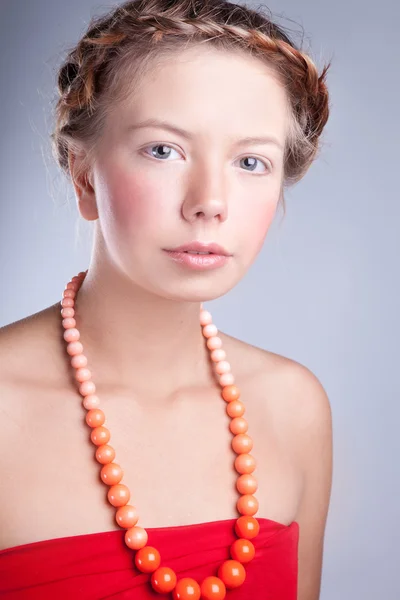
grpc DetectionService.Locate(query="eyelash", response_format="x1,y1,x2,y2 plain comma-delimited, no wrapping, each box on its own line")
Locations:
141,143,272,174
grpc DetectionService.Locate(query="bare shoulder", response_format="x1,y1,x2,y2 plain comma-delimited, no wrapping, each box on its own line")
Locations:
221,332,332,600
0,303,63,377
0,305,88,550
220,329,332,432
0,302,67,429
222,330,332,490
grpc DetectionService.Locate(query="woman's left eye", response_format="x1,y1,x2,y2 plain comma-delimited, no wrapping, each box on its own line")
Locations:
238,156,270,174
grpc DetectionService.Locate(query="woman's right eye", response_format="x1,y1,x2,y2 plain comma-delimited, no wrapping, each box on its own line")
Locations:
142,144,181,160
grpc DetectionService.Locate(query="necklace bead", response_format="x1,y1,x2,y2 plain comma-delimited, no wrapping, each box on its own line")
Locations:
135,546,161,573
235,515,260,539
60,271,260,598
115,504,139,528
200,576,226,600
100,462,123,485
108,483,130,506
85,408,105,427
226,400,245,418
151,566,178,592
217,561,246,589
230,538,256,563
234,453,257,474
236,473,257,495
229,417,248,435
221,385,240,402
125,526,148,549
173,577,201,599
95,443,115,463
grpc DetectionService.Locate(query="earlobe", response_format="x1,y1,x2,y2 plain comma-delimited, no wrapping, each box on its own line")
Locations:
68,149,99,221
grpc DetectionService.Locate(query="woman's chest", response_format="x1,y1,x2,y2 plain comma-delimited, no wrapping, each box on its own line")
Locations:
0,378,302,550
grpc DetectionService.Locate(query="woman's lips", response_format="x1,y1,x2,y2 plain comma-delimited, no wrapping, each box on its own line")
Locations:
163,249,231,270
165,241,231,256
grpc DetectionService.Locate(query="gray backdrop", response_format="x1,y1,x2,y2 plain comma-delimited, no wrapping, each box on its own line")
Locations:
1,0,399,598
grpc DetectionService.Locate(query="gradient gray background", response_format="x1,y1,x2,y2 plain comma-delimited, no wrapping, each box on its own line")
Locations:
1,0,399,597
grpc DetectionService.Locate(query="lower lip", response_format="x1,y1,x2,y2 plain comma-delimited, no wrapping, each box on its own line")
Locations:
164,250,230,270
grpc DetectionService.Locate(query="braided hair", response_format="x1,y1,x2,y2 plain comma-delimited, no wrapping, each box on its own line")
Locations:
51,0,331,190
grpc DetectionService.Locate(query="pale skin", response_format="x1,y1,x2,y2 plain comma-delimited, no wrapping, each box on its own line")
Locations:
0,46,332,599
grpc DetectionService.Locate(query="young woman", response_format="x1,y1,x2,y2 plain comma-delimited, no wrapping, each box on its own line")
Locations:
0,0,333,598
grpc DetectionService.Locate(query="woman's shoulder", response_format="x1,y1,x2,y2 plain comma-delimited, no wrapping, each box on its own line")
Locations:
0,302,63,384
0,303,67,436
0,301,61,351
0,304,78,550
220,329,328,403
219,330,331,446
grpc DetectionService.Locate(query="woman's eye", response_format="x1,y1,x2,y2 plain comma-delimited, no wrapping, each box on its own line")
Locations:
238,156,271,174
144,144,180,160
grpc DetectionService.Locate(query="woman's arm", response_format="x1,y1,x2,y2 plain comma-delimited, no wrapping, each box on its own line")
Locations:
295,369,333,600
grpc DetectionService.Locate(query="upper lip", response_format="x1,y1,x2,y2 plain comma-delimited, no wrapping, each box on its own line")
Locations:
165,241,232,256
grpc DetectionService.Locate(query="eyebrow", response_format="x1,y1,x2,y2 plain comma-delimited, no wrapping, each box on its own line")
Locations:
125,118,284,150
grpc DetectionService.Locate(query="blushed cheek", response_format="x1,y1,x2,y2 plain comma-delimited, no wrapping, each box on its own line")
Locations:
101,167,161,234
245,201,278,257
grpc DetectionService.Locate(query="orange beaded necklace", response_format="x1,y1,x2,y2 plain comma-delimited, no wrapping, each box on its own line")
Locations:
60,270,260,600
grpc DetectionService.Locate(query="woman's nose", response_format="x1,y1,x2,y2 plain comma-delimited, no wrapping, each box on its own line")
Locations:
181,166,229,223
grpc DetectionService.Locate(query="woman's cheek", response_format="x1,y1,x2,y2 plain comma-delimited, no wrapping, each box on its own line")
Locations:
99,168,161,234
242,199,278,258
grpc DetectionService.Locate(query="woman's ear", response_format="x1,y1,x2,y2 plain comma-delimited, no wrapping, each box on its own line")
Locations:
68,149,99,221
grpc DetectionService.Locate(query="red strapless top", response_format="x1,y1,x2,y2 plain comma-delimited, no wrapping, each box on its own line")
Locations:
0,517,299,599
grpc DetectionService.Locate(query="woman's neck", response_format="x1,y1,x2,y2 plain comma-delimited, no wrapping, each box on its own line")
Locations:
73,261,211,402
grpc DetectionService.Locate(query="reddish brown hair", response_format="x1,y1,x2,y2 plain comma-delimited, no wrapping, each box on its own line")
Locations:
51,0,331,201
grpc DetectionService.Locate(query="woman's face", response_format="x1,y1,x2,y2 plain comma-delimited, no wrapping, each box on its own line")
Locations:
83,46,289,301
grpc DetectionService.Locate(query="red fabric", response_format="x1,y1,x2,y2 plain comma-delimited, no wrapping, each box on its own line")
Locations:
0,517,299,599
